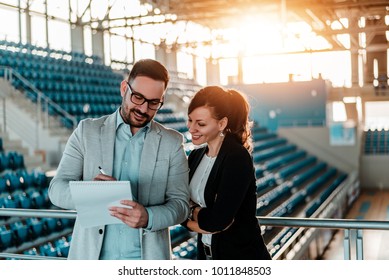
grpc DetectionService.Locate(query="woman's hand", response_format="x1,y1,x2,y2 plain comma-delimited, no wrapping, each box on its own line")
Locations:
186,219,212,234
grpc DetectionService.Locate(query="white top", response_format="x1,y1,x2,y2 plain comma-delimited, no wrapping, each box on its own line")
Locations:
189,154,217,246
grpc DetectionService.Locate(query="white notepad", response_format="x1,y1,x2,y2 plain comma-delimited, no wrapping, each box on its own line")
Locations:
69,181,133,228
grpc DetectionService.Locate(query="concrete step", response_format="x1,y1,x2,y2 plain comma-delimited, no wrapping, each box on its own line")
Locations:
24,153,50,171
1,138,27,153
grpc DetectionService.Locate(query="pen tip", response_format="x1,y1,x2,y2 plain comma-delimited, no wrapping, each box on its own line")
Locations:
98,166,102,169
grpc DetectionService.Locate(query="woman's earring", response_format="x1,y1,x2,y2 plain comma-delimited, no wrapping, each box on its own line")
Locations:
219,131,224,137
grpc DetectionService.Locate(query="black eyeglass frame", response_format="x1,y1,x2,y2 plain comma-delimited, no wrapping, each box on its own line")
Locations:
126,81,164,110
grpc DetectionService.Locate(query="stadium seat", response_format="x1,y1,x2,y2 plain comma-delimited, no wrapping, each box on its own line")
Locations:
0,226,13,249
10,221,29,244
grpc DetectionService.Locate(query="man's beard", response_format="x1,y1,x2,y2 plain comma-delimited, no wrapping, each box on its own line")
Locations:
123,107,152,128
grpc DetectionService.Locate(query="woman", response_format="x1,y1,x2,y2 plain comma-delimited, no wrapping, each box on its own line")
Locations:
184,86,271,260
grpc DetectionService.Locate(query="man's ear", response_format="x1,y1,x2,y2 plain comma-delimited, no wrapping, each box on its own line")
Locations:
120,80,128,98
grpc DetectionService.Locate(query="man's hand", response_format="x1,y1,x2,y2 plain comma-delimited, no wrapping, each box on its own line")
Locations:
93,174,117,181
109,200,149,228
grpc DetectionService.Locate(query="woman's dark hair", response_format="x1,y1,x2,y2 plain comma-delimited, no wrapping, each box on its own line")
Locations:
188,86,253,152
128,59,170,90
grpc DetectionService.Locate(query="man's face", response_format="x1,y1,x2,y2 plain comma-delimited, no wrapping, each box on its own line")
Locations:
120,76,165,134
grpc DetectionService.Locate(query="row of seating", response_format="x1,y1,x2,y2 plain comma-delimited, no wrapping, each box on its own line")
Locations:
1,41,124,129
0,43,109,73
44,92,121,105
0,169,48,193
172,236,197,260
0,218,73,250
154,113,186,124
253,144,297,163
22,234,72,258
0,151,24,172
169,225,191,245
305,173,348,217
364,129,389,154
255,150,307,178
267,173,347,256
0,187,49,211
256,162,326,215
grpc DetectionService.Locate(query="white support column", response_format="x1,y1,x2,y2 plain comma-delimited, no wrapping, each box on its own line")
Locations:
92,29,105,62
155,43,178,73
70,23,85,53
206,58,220,85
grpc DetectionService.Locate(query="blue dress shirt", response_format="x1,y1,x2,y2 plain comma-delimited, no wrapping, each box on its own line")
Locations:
99,110,153,260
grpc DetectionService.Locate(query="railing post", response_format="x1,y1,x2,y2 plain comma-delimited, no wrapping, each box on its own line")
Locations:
45,98,49,128
356,229,364,260
36,90,41,149
2,97,6,133
343,229,351,260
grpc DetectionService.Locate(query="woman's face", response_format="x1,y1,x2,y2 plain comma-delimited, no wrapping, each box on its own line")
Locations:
187,106,223,146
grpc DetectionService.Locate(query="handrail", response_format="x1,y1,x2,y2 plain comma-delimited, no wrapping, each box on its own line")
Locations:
0,208,76,219
1,207,389,260
1,66,77,130
257,216,389,230
0,252,65,260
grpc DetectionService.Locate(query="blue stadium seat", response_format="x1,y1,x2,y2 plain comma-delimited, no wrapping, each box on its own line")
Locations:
275,156,317,181
262,150,307,173
17,169,35,188
253,144,296,163
54,238,70,257
0,177,7,193
39,243,59,257
7,151,24,170
253,138,288,153
42,217,59,233
0,226,13,249
13,190,33,209
23,248,39,256
10,221,29,244
1,194,18,208
3,172,23,191
26,218,44,238
31,170,48,187
0,153,10,172
25,187,46,208
170,225,190,244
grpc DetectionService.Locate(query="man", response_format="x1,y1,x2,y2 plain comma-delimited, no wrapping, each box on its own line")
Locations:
49,59,190,260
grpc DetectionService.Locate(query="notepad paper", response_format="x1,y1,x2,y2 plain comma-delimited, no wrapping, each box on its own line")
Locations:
69,181,133,228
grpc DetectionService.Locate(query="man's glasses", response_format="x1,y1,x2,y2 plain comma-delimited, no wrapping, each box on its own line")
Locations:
126,82,164,110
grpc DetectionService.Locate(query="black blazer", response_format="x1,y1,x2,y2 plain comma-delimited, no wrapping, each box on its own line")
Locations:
188,134,271,260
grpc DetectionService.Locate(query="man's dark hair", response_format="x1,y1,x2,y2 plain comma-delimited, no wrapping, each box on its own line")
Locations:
128,59,170,90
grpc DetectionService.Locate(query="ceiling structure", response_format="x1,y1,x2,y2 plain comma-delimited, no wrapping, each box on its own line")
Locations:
0,0,387,66
142,0,389,52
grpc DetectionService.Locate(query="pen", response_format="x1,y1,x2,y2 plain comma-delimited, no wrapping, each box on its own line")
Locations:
98,166,107,175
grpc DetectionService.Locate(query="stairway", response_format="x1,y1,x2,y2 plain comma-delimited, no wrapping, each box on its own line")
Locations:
0,78,71,169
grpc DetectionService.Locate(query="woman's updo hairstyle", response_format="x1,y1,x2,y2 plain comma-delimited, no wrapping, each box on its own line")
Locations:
188,86,253,152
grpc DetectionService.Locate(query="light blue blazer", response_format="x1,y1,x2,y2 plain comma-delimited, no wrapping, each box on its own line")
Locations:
48,110,190,259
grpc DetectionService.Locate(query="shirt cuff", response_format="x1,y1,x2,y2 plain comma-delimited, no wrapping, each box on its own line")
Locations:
145,207,153,230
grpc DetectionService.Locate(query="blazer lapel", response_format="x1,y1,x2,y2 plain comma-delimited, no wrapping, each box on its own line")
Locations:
138,121,161,205
100,111,117,175
203,135,234,206
189,147,207,181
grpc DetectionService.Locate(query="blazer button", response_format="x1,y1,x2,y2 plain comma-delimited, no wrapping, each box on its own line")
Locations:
99,229,103,234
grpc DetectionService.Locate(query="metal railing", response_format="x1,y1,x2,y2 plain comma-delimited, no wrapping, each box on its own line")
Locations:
0,66,77,149
1,208,389,260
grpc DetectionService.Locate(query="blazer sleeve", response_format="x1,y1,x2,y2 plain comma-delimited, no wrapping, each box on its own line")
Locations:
147,134,190,231
197,148,254,232
48,121,85,210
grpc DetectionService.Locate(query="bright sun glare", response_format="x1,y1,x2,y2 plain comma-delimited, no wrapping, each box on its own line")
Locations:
0,0,353,87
